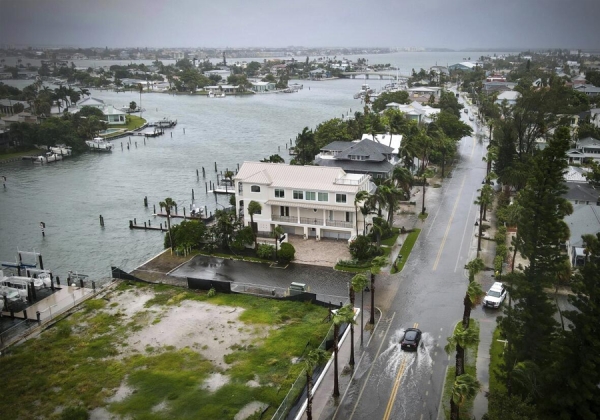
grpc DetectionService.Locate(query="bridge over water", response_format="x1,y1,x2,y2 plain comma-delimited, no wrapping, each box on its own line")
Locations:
341,71,410,80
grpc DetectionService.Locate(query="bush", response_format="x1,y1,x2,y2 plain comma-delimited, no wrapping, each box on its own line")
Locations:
369,219,393,241
278,242,295,262
60,406,89,420
257,244,274,259
496,244,508,259
349,235,380,261
337,259,372,269
495,231,506,245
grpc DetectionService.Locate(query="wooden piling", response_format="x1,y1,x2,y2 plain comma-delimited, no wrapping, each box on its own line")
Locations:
183,128,186,134
196,169,199,177
129,220,133,229
214,162,217,172
192,189,195,200
135,142,137,148
144,222,147,228
144,138,146,145
202,167,206,177
99,215,104,227
170,132,172,138
148,220,151,227
144,196,148,207
121,142,123,150
134,218,137,225
205,182,208,193
153,204,156,213
183,207,186,218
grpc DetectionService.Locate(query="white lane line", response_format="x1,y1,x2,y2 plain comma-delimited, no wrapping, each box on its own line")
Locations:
455,190,477,273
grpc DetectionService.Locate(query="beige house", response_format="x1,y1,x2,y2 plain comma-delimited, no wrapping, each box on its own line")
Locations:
234,162,376,241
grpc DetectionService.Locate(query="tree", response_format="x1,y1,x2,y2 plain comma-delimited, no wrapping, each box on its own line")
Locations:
260,154,285,163
449,374,480,420
371,91,410,113
368,256,387,324
304,348,329,420
272,225,284,261
474,184,494,255
247,201,262,249
278,242,295,262
391,166,413,200
314,118,353,147
291,127,317,165
168,220,207,253
129,101,137,112
332,304,355,397
463,259,484,329
351,273,369,347
500,127,572,390
445,324,479,377
159,198,177,252
354,190,370,238
12,102,24,113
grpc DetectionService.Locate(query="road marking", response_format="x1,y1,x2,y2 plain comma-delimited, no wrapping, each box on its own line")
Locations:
434,351,437,357
426,390,429,396
382,322,418,420
433,174,466,271
347,312,396,420
471,136,476,158
455,190,477,272
420,414,424,420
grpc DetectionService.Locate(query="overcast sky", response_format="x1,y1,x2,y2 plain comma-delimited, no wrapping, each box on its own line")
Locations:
2,0,599,50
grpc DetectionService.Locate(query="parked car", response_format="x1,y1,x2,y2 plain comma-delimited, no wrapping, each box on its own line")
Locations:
463,108,468,114
400,328,422,351
483,282,507,308
469,115,475,121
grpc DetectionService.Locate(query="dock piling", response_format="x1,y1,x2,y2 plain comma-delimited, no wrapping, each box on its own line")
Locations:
202,167,206,177
144,196,148,207
144,138,146,145
183,207,186,218
196,169,199,178
144,222,147,228
129,220,133,229
135,141,137,148
36,311,41,325
192,189,195,201
183,128,185,134
149,220,151,227
214,162,217,172
134,218,137,225
153,204,156,214
160,222,163,231
205,182,208,193
170,132,172,138
121,142,123,150
99,215,104,227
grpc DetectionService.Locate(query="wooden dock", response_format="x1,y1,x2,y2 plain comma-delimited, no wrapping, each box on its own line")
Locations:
208,186,235,195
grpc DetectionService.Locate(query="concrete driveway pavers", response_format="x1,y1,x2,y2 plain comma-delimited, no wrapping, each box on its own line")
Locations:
170,255,354,303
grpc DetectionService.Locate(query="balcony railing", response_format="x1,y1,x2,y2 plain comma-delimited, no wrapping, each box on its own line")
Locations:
325,219,353,228
300,217,323,226
272,214,297,223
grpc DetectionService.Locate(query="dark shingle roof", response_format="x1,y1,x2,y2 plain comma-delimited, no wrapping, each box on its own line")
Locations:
564,182,600,202
314,157,394,174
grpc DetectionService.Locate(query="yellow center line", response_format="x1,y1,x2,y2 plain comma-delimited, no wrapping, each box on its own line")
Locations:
433,175,466,271
382,323,418,420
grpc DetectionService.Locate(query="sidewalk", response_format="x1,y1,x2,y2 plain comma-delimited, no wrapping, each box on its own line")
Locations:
298,308,381,420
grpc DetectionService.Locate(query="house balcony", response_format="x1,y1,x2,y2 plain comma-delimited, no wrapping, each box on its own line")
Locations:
270,214,352,229
300,217,324,226
272,214,297,223
325,219,353,228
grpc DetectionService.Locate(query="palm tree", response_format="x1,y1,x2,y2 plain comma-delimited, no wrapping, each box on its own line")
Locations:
445,324,478,377
332,304,355,397
474,185,493,256
304,348,329,420
368,256,387,324
464,259,485,330
371,217,386,249
272,225,284,261
159,198,177,252
247,201,262,249
351,273,369,347
354,190,370,238
449,374,479,420
392,166,413,201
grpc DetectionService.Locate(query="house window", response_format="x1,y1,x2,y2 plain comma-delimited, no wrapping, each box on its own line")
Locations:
318,192,328,202
275,189,285,198
280,206,290,216
346,212,353,222
251,185,260,193
293,190,304,199
306,191,316,201
336,194,347,203
238,182,243,194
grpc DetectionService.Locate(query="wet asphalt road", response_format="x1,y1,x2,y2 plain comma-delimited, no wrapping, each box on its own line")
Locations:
330,107,490,420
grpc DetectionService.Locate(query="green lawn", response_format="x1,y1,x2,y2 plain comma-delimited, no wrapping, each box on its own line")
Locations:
488,326,507,395
418,212,429,220
0,148,41,161
442,320,481,420
390,229,421,274
1,281,331,420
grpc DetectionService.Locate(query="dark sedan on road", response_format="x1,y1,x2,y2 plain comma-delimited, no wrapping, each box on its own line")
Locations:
400,328,422,351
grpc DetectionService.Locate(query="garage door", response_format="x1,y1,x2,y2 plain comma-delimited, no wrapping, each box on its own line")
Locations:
322,230,351,240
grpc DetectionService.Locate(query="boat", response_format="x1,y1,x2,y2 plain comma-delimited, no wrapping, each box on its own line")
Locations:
289,83,303,90
208,91,225,98
149,117,177,128
353,83,374,99
86,137,113,152
34,152,64,163
49,145,72,156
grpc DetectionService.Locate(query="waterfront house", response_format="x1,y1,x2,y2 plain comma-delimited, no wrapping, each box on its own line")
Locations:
313,138,396,179
407,86,441,98
234,162,376,241
309,69,331,80
574,84,600,97
563,181,600,210
0,99,30,115
77,97,105,108
204,69,232,79
448,62,479,72
102,106,127,125
251,81,276,92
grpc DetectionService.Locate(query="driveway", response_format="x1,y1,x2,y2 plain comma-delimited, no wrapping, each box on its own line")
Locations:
287,235,351,267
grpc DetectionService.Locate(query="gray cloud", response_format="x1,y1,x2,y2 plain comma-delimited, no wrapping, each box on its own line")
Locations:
1,0,599,49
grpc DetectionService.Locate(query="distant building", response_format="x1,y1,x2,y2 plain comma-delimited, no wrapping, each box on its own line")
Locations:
384,101,440,124
495,91,521,106
448,62,479,72
77,97,105,108
566,137,600,164
0,99,30,115
250,81,276,92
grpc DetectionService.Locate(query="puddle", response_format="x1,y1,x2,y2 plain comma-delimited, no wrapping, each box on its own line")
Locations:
201,372,230,392
234,401,269,420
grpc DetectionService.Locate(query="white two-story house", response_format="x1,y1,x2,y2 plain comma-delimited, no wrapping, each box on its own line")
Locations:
234,162,376,241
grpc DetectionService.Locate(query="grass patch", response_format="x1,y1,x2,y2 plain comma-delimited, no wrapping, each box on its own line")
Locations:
381,228,400,247
390,229,421,274
334,264,371,273
1,282,331,419
418,212,429,220
0,148,42,161
442,320,480,420
489,326,507,395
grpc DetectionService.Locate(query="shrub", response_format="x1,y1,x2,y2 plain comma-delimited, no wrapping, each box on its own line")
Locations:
349,235,380,261
60,406,89,420
337,259,372,269
494,255,503,273
496,244,508,259
207,287,216,298
278,242,295,262
257,244,274,259
495,231,506,245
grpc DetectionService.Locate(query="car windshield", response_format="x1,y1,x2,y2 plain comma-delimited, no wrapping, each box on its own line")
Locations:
405,331,417,340
488,290,502,298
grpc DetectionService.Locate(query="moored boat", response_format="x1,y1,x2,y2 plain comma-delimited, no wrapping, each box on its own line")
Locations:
86,137,113,152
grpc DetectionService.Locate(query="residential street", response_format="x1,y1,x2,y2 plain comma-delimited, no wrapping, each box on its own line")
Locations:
326,104,490,420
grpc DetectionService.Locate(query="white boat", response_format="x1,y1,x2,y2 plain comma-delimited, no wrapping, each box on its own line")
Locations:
289,83,303,90
38,272,52,288
34,152,64,163
208,91,225,98
86,137,114,152
49,145,72,156
1,277,30,301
